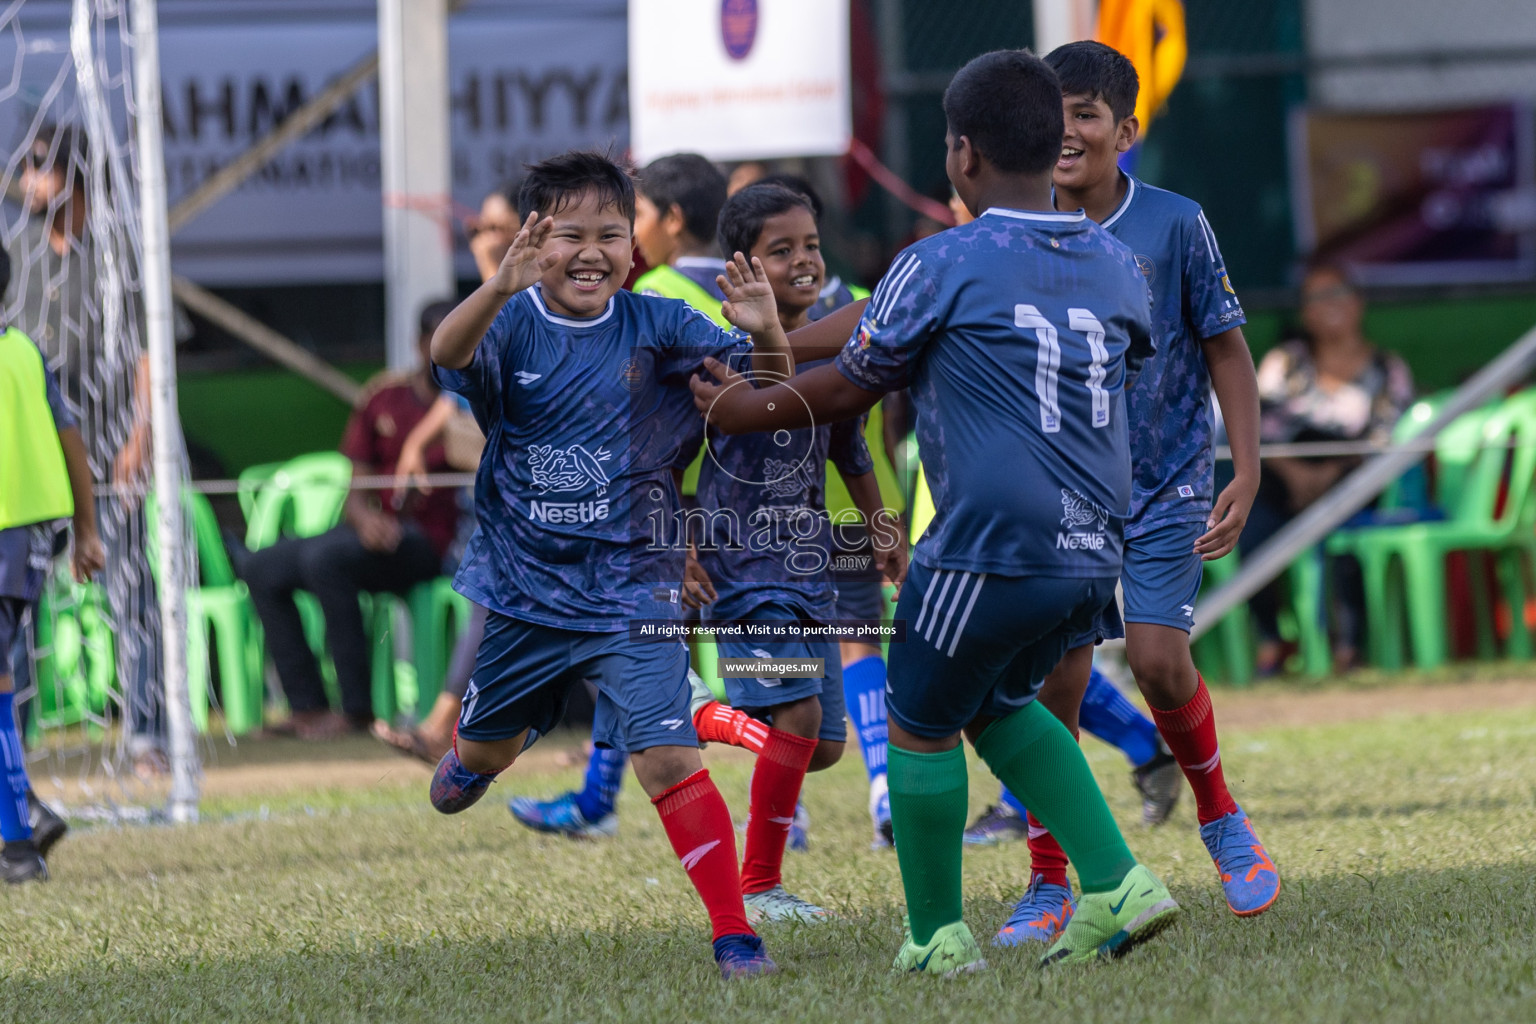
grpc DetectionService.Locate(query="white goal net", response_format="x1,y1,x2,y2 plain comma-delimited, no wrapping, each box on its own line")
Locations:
1,0,201,820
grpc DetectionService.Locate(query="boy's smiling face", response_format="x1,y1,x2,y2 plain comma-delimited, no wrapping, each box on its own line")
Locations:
1056,92,1136,195
748,206,823,327
536,189,634,318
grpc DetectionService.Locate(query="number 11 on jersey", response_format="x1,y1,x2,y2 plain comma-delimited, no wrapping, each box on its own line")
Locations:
1015,304,1110,434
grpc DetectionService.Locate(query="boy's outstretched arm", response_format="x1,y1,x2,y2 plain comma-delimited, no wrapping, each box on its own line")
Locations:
58,426,105,581
786,298,869,362
691,358,881,434
1197,326,1260,560
715,252,794,380
432,212,556,369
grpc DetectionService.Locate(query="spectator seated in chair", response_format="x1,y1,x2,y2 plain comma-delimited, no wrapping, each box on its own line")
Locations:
245,301,461,740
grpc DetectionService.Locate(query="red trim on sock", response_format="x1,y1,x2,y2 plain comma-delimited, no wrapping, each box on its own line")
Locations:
740,728,817,895
652,768,754,941
1149,677,1238,825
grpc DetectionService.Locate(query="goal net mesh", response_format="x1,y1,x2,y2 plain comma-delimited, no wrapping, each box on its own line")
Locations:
2,0,203,821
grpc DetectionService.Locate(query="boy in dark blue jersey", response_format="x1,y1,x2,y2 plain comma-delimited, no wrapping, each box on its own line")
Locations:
992,42,1279,945
427,151,795,979
682,183,901,922
693,50,1179,973
506,151,732,841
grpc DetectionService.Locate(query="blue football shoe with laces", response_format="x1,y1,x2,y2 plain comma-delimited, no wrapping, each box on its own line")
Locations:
430,749,497,814
509,792,619,839
1200,804,1281,916
993,874,1075,946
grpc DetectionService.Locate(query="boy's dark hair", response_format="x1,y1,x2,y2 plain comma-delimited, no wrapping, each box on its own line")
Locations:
717,183,817,259
31,122,90,193
517,150,636,225
942,49,1064,176
419,299,457,338
753,173,824,222
1044,40,1140,123
0,243,9,301
638,153,727,245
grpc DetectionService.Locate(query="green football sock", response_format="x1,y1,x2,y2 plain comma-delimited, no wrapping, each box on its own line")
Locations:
973,701,1136,893
887,743,969,946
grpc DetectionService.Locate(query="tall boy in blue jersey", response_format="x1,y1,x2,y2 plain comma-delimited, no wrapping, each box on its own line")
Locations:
507,151,732,841
693,50,1179,973
996,41,1278,944
426,152,794,979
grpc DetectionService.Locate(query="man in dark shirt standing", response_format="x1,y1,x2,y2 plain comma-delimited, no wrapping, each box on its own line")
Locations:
245,302,460,739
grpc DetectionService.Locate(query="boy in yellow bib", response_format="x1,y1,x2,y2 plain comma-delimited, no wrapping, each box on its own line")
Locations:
0,244,104,883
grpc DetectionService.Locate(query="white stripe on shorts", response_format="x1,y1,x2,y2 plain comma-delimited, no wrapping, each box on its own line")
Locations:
946,573,987,657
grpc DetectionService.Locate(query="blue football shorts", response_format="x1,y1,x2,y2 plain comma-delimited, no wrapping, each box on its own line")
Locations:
710,600,847,744
1121,520,1205,632
458,609,695,753
886,560,1118,739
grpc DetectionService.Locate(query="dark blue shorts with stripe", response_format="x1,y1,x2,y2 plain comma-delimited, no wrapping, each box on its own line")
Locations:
885,560,1118,739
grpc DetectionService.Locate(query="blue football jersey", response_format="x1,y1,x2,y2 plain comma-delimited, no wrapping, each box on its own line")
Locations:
433,285,749,630
696,355,875,623
838,207,1154,578
1099,174,1246,537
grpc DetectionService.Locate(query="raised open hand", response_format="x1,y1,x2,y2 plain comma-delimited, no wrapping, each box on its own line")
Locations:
717,251,779,335
491,212,559,297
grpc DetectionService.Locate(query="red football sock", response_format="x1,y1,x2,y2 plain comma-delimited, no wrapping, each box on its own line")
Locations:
652,768,754,941
1025,725,1075,889
739,728,817,895
693,700,769,754
1149,676,1238,825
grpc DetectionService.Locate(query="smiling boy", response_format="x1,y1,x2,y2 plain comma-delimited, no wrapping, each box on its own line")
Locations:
989,41,1278,944
684,183,901,923
692,50,1178,974
425,151,793,979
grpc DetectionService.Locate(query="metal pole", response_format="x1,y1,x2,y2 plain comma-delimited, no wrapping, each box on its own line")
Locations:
378,0,454,371
1191,321,1536,639
131,0,199,822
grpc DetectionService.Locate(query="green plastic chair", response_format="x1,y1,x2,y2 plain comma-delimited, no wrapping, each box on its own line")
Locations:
237,461,284,523
363,579,469,723
244,451,352,551
28,579,115,738
1328,392,1536,669
1191,552,1255,686
147,489,267,735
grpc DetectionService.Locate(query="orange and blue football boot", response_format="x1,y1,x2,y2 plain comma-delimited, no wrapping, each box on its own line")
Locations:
993,874,1075,946
1199,804,1281,916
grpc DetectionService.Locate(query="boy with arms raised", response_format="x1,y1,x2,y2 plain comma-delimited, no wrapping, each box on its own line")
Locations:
427,151,791,978
992,41,1277,946
507,151,732,840
682,182,900,921
693,50,1178,973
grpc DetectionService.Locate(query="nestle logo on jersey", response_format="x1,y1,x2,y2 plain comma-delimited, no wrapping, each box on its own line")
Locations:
528,499,610,524
1056,532,1107,550
1056,489,1109,551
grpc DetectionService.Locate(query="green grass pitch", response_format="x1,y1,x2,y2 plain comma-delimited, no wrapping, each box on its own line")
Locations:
2,680,1534,1023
